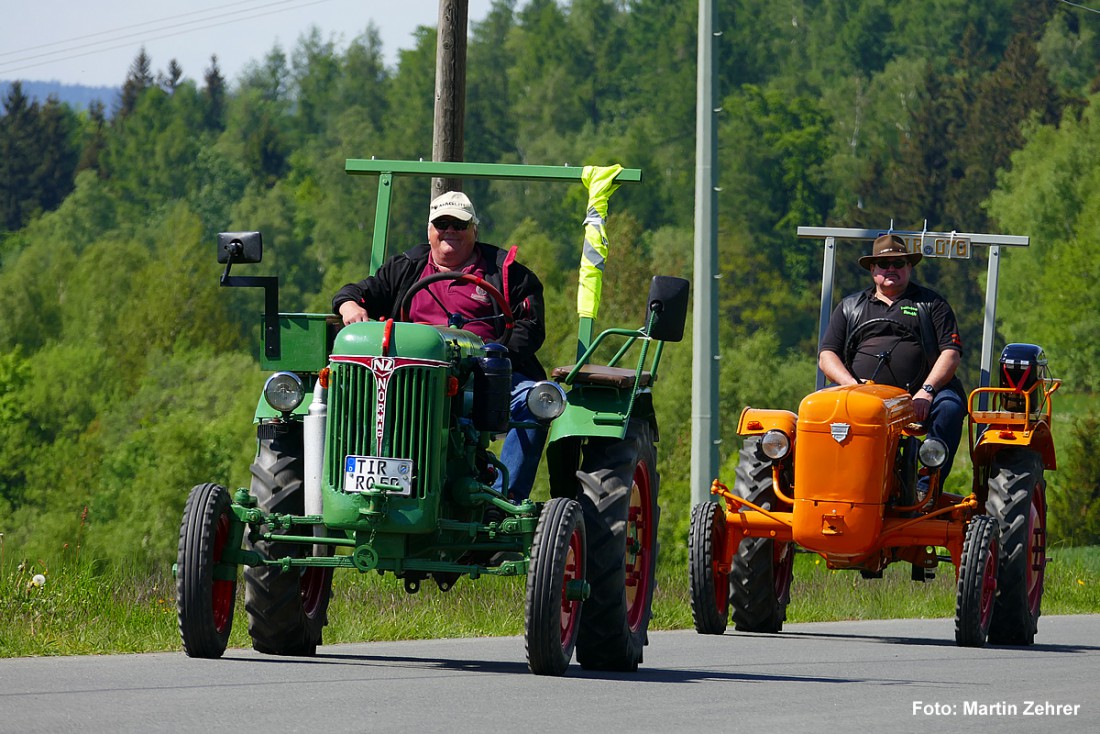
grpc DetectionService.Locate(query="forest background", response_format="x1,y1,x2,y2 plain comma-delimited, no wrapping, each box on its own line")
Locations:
2,0,1100,573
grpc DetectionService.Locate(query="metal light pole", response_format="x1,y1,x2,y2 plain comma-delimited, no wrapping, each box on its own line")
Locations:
690,0,720,506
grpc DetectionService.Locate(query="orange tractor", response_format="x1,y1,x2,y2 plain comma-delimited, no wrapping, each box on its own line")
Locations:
689,228,1059,647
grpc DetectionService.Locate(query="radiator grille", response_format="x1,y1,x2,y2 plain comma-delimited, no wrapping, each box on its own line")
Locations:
325,361,444,498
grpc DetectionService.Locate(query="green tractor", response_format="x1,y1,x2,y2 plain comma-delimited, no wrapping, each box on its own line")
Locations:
174,160,688,675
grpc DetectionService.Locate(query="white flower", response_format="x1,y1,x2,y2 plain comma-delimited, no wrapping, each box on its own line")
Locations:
31,574,46,587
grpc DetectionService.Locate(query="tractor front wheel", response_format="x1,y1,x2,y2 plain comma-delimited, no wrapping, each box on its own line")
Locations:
244,427,334,656
176,482,238,658
986,449,1047,645
575,417,660,671
955,515,999,647
689,501,729,634
525,497,586,676
730,437,794,633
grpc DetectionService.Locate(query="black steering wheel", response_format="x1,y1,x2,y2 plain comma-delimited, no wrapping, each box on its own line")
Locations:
398,271,515,347
843,317,921,385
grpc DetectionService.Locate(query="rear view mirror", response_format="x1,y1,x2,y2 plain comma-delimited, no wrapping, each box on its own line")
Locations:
217,231,263,264
646,276,689,342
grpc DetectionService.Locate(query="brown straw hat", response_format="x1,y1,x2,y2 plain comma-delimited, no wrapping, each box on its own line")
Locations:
858,233,922,270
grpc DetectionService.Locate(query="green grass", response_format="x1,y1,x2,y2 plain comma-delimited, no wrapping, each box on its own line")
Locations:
3,547,1098,658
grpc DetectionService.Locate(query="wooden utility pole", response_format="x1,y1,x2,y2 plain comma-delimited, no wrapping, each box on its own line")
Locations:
431,0,469,198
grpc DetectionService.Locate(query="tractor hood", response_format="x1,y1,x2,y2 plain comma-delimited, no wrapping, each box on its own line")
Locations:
332,321,486,363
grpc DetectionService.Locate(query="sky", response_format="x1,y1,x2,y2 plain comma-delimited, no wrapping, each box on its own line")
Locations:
0,0,496,88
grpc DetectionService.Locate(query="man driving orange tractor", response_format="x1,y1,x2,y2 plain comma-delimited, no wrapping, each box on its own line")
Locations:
818,233,966,494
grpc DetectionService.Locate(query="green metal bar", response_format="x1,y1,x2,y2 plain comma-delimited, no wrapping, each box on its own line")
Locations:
648,340,667,381
577,317,595,362
346,159,642,183
370,172,394,276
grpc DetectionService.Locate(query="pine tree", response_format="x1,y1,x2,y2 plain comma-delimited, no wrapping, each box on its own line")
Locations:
117,48,154,119
202,55,227,131
0,82,46,232
161,59,184,92
76,100,108,175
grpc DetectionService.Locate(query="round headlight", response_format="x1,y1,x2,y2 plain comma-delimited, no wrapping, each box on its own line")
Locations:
918,437,948,468
760,429,791,460
264,372,304,413
525,381,567,422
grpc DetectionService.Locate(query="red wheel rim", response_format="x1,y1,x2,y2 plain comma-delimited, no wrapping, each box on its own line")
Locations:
1027,485,1047,614
560,526,584,645
979,532,998,628
711,508,729,616
300,568,331,617
625,461,654,631
210,513,234,633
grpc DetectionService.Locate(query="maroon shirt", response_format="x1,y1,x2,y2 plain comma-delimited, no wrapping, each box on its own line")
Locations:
409,254,497,341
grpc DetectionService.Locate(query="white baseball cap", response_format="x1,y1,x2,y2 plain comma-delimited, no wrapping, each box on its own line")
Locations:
428,191,478,225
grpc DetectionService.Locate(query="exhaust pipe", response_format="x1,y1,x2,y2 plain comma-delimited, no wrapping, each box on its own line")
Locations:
304,382,326,553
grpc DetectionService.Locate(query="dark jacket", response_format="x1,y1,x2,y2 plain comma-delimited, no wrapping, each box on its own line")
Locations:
332,242,546,380
820,281,963,395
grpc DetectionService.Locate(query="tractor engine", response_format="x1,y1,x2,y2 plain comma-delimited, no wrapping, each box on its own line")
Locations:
792,383,916,556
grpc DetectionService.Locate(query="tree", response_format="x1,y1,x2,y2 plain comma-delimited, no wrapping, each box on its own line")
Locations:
76,100,108,175
161,59,184,92
0,81,40,232
117,48,155,118
203,55,227,131
0,83,80,233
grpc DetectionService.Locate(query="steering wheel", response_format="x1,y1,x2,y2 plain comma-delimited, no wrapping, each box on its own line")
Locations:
398,271,515,347
843,317,921,385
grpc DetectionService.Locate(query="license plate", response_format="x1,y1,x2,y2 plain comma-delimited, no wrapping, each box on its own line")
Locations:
344,455,414,495
891,233,972,259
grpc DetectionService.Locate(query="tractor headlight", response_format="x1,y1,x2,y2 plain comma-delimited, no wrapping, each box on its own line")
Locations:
264,372,304,413
918,437,948,469
760,429,791,460
526,381,567,422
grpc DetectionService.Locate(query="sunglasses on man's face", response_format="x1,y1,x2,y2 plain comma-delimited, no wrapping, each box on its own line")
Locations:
432,218,470,231
875,258,910,270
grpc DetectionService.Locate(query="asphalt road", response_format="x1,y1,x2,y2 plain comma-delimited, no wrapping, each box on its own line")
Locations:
1,615,1096,734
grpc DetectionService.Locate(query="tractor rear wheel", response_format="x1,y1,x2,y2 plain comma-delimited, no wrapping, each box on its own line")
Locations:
955,515,999,647
730,437,794,633
244,427,334,656
176,482,237,658
575,417,660,671
986,449,1047,645
525,497,586,676
689,501,729,635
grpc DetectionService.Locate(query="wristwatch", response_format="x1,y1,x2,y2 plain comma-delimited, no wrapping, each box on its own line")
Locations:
922,383,937,396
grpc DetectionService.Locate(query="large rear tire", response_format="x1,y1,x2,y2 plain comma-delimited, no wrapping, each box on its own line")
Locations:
525,497,586,676
955,515,999,647
689,501,729,635
244,426,334,656
177,482,238,658
730,437,794,633
575,417,660,671
986,449,1047,645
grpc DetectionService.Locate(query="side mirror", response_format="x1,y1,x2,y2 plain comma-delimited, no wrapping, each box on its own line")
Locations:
646,275,689,343
217,231,263,264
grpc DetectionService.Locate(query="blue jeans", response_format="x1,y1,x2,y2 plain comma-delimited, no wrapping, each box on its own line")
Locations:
918,387,966,493
493,373,547,502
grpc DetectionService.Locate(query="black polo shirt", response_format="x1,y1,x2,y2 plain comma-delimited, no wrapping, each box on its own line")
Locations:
819,282,962,392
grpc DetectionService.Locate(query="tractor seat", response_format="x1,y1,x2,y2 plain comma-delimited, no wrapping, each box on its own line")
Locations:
551,364,652,389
